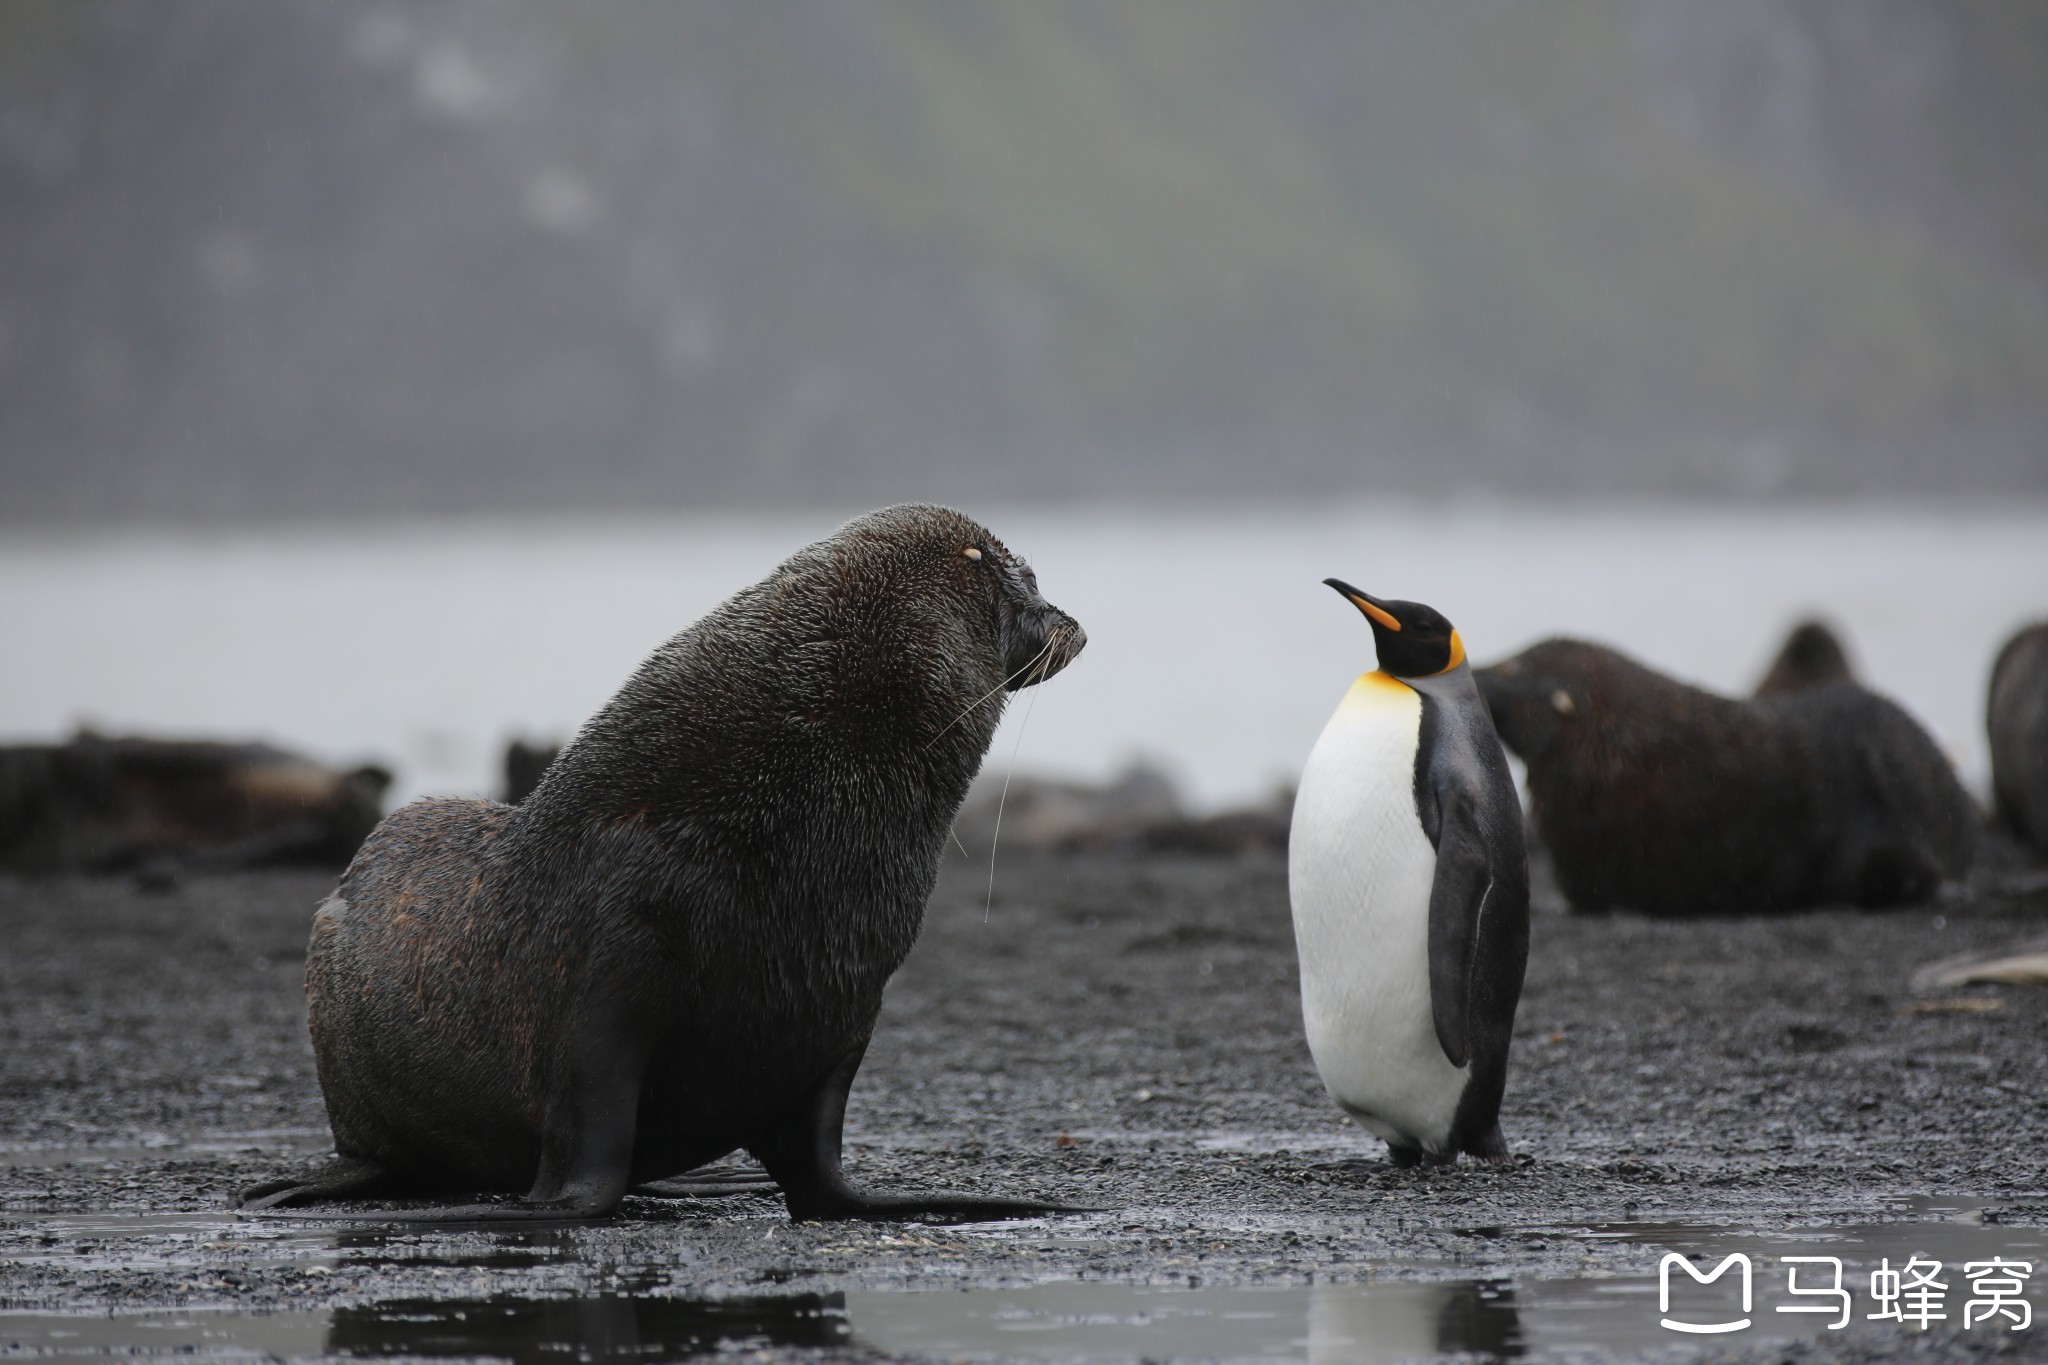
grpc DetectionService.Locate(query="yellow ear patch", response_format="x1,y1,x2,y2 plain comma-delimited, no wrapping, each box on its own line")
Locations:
1352,595,1401,632
1417,628,1468,676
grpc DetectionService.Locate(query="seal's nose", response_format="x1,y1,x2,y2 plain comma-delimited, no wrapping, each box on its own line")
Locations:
1010,607,1084,690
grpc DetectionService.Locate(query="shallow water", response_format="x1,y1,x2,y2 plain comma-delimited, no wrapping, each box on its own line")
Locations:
4,501,2045,811
4,1208,2040,1360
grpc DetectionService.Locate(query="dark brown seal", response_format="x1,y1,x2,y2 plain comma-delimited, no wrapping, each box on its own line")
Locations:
1988,622,2048,860
0,733,387,876
1476,639,1976,914
499,738,559,805
1753,619,1855,697
242,505,1084,1222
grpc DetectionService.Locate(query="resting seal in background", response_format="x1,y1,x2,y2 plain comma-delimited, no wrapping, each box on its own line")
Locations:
1476,639,1976,914
1752,619,1855,697
242,505,1086,1222
0,735,387,876
1988,622,2048,860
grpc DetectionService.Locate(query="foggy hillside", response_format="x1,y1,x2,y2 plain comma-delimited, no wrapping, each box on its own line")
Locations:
3,1,2046,525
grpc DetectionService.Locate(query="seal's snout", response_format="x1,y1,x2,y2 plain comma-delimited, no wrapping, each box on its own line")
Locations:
1008,604,1085,691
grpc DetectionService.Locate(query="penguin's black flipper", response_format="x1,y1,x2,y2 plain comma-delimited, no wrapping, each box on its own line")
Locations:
1426,791,1492,1069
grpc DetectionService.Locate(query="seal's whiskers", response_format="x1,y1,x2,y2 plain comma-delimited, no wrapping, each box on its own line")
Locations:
924,634,1062,751
982,624,1076,919
984,650,1048,923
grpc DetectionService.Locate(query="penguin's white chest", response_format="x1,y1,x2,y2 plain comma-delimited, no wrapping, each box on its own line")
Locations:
1289,673,1469,1153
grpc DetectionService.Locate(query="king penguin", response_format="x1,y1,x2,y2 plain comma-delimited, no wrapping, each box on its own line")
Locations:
1289,580,1530,1166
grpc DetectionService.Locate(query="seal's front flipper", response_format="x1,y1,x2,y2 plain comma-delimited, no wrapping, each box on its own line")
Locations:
239,1155,402,1210
749,1044,1094,1223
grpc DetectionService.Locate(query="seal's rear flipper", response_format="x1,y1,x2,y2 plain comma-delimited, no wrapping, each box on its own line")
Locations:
749,1044,1099,1223
239,1156,403,1210
242,1007,647,1224
631,1164,781,1199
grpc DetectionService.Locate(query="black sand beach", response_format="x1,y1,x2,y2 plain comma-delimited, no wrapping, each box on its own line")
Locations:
3,851,2045,1361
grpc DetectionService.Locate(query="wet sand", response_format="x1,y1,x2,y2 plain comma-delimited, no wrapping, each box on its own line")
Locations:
3,852,2045,1361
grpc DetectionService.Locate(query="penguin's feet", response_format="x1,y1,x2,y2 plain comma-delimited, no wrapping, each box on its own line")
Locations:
1385,1145,1457,1170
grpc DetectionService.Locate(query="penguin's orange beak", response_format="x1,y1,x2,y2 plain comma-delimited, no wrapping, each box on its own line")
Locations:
1324,578,1402,632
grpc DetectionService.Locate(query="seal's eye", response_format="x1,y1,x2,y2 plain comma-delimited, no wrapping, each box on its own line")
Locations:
962,547,983,561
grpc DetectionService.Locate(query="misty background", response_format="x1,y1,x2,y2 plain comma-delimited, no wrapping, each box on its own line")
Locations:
5,0,2047,522
3,2,2046,811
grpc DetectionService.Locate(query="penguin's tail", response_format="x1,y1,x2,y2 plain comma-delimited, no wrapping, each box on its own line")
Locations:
1462,1123,1512,1164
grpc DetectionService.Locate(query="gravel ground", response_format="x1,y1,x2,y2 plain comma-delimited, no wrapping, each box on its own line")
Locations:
2,848,2046,1362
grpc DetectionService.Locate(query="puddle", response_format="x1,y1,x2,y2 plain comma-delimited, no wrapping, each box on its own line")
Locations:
850,1281,1520,1362
0,1294,849,1361
1479,1196,2048,1275
3,1212,2043,1359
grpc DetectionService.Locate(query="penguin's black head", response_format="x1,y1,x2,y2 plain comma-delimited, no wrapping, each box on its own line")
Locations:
1324,578,1467,679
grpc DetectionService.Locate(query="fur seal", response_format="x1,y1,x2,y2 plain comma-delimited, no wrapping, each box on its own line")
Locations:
242,505,1085,1221
1476,639,1976,914
1988,622,2048,860
0,734,387,875
499,739,560,805
1753,620,1855,697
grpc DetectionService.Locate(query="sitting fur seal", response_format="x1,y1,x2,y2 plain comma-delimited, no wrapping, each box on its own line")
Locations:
243,505,1085,1221
1989,622,2048,860
499,738,560,805
1476,639,1976,914
1752,619,1855,697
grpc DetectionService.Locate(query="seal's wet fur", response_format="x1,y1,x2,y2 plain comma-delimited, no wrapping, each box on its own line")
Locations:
245,505,1084,1221
1478,639,1975,914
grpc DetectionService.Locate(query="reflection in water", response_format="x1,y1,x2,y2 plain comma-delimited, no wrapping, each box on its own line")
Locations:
326,1292,850,1361
846,1279,1525,1362
1307,1280,1522,1363
330,1226,579,1273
